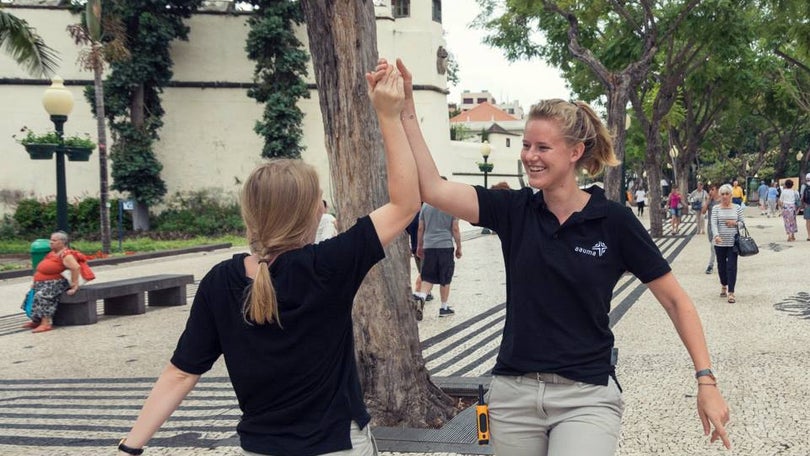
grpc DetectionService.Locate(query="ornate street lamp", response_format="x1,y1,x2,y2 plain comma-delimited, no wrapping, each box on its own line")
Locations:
42,77,75,232
479,141,493,188
479,141,493,234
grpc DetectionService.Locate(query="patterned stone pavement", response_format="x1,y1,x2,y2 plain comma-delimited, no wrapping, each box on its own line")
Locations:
1,208,808,455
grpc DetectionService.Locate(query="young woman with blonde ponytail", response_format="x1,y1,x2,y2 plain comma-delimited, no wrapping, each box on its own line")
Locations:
118,63,418,456
392,57,731,454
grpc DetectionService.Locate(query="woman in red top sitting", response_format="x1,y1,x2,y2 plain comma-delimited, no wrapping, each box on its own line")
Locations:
22,231,80,333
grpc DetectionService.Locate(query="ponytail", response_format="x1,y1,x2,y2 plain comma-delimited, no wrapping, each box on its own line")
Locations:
246,259,281,327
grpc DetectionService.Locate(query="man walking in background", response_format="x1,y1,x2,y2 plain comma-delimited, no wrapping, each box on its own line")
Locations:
731,180,745,206
757,180,769,216
414,200,462,320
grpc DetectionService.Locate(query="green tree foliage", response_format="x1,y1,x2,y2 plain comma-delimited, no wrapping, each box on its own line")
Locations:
244,1,310,159
0,8,59,76
92,0,203,206
446,52,460,86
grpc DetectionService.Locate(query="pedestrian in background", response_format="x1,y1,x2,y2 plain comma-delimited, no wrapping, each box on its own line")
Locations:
405,211,425,299
668,186,683,235
314,199,338,243
634,186,647,217
801,173,810,241
711,184,744,303
731,180,744,206
757,180,769,216
702,184,720,274
767,181,779,217
778,179,799,242
414,197,462,320
116,62,416,456
689,182,708,235
393,56,730,456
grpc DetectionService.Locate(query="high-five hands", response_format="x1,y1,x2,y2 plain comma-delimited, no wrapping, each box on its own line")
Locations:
365,58,404,118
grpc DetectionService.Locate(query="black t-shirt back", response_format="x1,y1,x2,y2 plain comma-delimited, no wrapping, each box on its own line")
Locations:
171,216,384,456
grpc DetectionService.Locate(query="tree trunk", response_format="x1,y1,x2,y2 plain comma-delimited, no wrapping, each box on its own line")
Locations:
299,0,455,427
93,53,111,254
130,84,150,231
604,85,630,202
645,149,665,238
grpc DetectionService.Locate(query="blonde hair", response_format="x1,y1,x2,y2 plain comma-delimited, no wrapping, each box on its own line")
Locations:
528,99,619,176
241,159,321,325
718,184,733,195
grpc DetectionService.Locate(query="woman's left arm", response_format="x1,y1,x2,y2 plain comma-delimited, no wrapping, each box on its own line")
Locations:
61,254,81,295
647,272,731,449
119,363,200,454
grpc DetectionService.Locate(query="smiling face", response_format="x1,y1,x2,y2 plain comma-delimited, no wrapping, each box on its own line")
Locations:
521,119,583,190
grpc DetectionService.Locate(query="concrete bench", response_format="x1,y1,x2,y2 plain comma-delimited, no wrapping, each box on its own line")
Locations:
53,274,194,326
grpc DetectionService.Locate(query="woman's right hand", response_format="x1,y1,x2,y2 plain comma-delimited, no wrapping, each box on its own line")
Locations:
396,58,414,102
713,235,722,245
365,61,403,118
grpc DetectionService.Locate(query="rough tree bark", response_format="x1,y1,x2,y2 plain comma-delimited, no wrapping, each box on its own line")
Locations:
299,0,455,427
92,44,111,254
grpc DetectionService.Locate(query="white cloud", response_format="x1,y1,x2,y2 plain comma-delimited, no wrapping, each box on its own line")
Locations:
442,0,571,111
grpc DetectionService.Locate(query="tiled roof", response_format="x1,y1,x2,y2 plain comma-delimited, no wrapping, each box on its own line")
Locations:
450,102,518,123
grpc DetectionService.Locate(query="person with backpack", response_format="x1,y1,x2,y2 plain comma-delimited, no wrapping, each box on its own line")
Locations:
801,173,810,241
21,231,80,333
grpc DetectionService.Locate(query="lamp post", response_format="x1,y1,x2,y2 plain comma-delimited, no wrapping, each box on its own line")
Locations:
42,77,75,233
479,141,492,234
480,141,492,189
669,146,679,186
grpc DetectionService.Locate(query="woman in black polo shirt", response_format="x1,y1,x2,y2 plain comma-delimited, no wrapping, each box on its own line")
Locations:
116,65,418,456
393,59,731,455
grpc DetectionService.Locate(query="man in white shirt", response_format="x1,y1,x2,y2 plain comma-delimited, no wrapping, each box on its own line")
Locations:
315,200,337,243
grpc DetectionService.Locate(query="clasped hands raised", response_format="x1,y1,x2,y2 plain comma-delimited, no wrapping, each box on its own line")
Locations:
366,58,412,119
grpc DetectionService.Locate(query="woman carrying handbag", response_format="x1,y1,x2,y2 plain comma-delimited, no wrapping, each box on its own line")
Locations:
710,184,745,303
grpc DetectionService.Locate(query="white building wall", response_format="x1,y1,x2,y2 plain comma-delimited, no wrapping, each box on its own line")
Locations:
0,4,517,219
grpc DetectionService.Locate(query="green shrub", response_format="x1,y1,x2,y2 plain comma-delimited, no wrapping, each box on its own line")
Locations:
0,214,18,239
9,192,239,240
10,197,133,239
13,198,51,235
153,189,243,236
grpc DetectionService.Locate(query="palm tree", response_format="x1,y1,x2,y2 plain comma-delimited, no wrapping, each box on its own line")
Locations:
0,8,59,76
68,0,129,254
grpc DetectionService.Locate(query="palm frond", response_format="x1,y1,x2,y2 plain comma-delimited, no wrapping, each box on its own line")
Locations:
0,10,61,77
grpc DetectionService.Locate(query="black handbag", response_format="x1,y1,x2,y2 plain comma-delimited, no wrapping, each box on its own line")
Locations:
734,222,759,257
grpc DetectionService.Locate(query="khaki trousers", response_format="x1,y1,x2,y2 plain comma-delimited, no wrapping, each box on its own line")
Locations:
243,421,377,456
487,373,624,456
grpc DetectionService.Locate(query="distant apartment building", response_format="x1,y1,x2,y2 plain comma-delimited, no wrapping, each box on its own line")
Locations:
458,90,524,118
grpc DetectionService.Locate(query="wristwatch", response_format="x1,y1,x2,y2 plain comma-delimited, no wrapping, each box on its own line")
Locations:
118,438,144,455
695,368,717,382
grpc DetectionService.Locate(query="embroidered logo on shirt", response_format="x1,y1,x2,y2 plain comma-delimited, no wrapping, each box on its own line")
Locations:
574,241,608,258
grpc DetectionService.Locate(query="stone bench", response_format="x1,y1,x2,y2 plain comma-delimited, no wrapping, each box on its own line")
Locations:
53,274,194,326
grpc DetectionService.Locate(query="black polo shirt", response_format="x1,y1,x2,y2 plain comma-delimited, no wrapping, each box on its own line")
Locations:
475,185,670,385
171,216,384,456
